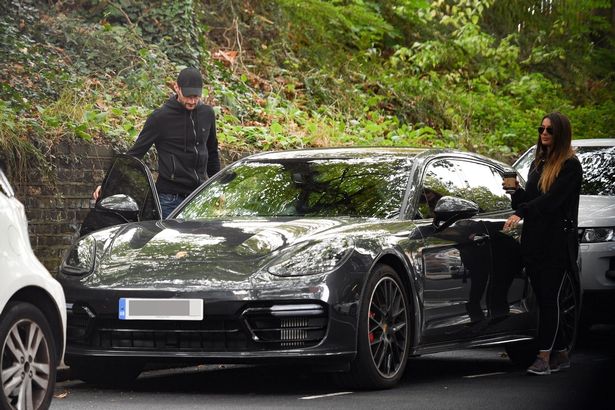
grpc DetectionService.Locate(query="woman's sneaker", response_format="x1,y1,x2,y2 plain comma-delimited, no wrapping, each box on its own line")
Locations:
527,357,551,375
549,351,571,372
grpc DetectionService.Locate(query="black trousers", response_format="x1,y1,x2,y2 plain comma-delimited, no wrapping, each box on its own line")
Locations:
529,266,567,352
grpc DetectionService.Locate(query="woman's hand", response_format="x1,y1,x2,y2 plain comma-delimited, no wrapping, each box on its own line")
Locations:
504,214,522,231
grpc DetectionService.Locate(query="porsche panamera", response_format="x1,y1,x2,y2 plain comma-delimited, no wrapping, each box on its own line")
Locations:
58,148,579,389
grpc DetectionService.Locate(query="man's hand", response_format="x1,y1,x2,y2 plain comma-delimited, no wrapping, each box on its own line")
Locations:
92,185,102,201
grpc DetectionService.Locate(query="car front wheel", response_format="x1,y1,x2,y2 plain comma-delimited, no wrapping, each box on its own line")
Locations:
0,302,57,410
339,264,411,389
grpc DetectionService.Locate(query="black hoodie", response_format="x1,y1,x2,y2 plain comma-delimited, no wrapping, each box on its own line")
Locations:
127,96,221,196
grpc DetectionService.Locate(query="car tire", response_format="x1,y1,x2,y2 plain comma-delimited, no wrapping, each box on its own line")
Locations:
68,357,143,386
557,269,580,352
0,302,58,410
505,269,580,367
336,264,411,389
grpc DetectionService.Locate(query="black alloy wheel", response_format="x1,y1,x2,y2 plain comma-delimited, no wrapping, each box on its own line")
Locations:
557,269,580,351
505,269,580,367
0,302,57,410
338,264,411,389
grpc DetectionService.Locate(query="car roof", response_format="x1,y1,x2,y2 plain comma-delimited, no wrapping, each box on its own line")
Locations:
244,147,429,160
572,138,615,147
241,147,514,173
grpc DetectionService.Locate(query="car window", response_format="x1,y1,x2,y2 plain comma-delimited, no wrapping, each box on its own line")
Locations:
456,160,511,212
417,159,511,218
575,146,615,196
101,155,160,220
417,159,467,219
514,148,534,181
0,169,15,198
178,157,414,219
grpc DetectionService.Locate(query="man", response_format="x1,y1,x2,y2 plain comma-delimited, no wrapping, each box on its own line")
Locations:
93,67,220,218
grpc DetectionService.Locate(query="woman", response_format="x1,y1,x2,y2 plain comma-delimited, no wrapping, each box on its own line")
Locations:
504,112,582,375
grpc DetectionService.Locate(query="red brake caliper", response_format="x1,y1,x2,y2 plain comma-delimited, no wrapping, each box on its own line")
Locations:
368,310,375,343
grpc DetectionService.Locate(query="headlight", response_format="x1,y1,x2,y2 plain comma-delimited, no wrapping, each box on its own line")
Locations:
60,235,96,275
267,237,354,277
580,227,615,243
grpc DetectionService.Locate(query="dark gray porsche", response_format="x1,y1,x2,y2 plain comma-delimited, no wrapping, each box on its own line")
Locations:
58,148,579,389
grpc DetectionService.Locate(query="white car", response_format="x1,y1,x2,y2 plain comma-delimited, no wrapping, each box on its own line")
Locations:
514,139,615,326
0,167,66,410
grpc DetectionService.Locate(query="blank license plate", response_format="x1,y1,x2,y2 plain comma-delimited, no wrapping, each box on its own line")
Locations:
119,298,203,321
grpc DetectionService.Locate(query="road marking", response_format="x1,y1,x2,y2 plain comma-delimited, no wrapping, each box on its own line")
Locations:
300,392,353,400
463,371,507,379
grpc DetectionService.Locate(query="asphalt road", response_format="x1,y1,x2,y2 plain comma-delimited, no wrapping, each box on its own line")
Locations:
51,325,614,410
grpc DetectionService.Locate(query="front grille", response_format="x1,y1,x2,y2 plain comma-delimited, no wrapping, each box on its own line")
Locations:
242,303,328,349
69,314,249,352
67,301,329,352
93,319,248,351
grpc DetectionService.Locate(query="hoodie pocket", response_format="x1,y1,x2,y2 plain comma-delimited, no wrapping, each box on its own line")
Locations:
171,154,176,180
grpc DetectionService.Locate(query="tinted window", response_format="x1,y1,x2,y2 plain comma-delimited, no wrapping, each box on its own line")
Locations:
456,161,511,212
576,146,615,196
417,159,467,218
178,157,414,219
101,156,159,220
417,159,510,218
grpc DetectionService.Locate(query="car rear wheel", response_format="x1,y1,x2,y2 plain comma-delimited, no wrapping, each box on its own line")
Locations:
505,269,580,366
557,269,580,353
0,302,57,410
337,264,411,389
68,357,143,386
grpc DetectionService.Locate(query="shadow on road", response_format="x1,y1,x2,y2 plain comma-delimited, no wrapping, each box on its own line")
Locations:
56,325,614,408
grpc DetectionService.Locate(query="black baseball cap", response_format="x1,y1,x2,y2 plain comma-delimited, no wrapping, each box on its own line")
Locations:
177,67,203,97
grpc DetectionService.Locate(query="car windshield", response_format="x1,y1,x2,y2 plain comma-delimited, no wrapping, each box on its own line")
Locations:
576,145,615,195
177,156,414,219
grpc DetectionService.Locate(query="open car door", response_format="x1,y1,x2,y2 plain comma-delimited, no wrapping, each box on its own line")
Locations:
79,155,161,236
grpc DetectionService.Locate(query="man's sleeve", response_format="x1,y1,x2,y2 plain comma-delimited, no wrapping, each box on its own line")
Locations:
206,113,221,177
126,112,159,159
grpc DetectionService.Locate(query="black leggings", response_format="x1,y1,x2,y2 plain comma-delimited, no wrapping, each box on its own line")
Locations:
529,266,567,352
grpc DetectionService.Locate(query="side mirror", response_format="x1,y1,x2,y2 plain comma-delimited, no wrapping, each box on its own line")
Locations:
433,196,479,227
97,194,139,213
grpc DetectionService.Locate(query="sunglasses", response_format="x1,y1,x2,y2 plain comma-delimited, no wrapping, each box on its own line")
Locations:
538,126,553,135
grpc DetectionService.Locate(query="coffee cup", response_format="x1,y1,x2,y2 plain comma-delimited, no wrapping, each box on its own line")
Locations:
503,171,517,192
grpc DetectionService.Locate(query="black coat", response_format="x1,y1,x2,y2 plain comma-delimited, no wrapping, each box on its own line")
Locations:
512,157,582,271
127,96,221,196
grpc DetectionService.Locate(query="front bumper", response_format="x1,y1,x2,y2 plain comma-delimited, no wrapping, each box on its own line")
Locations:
61,283,360,365
579,241,615,291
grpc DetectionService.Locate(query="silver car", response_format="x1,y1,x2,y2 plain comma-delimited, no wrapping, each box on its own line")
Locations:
514,139,615,326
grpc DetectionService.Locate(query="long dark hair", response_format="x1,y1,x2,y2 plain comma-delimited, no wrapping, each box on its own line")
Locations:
533,112,574,192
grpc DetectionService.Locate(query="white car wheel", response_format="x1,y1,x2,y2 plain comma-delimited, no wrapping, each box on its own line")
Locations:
0,303,57,410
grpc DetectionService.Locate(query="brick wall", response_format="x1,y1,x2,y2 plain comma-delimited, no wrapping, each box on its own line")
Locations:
14,141,117,273
12,139,250,274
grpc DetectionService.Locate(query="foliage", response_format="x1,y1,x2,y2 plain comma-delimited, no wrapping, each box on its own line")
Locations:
0,0,614,180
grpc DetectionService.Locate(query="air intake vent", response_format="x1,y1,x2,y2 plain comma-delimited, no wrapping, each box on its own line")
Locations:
243,303,328,349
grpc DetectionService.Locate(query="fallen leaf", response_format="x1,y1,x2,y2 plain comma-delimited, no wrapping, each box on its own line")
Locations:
213,50,239,66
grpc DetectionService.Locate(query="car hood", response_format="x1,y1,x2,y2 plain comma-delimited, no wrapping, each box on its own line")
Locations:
579,195,615,227
83,217,390,290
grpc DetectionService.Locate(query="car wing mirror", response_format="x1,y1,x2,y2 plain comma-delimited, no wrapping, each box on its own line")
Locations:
433,196,479,228
97,194,139,213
